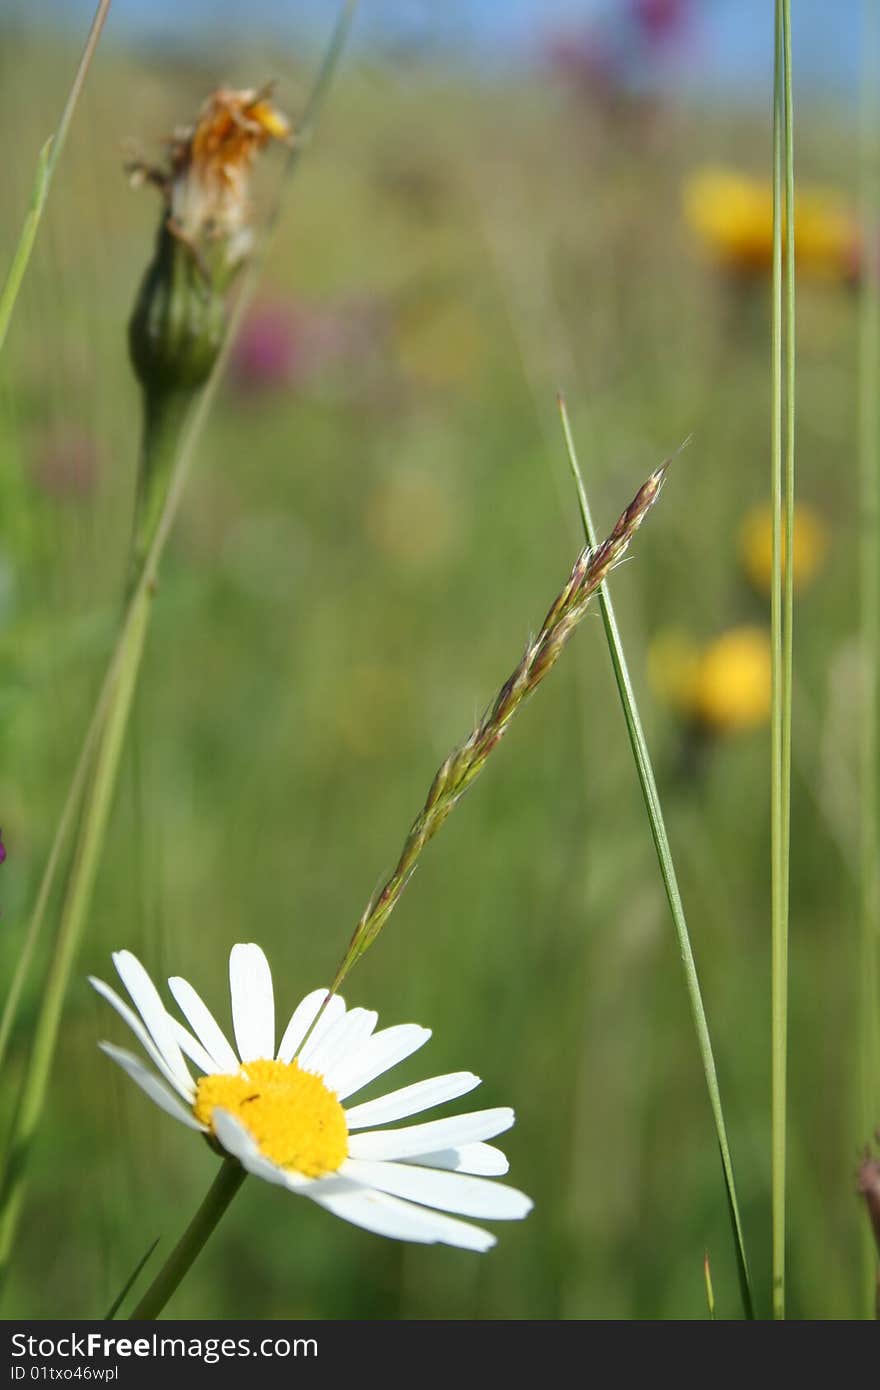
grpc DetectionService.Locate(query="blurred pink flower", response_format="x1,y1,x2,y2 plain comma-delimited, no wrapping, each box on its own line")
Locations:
230,301,304,389
547,0,693,101
32,426,100,499
230,297,385,394
632,0,691,49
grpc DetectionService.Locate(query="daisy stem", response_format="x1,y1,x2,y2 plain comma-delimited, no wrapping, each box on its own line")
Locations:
331,459,671,992
0,0,112,355
128,1160,246,1320
858,0,880,1318
770,0,795,1322
556,397,753,1319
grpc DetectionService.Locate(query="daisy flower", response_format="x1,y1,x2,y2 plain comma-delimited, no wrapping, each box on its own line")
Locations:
91,943,532,1251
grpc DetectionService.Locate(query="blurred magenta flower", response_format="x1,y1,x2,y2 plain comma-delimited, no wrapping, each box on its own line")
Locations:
230,297,384,394
547,0,693,101
230,300,304,390
632,0,691,48
32,425,100,499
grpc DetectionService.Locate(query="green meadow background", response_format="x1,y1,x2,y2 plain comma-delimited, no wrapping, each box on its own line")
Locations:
0,15,869,1318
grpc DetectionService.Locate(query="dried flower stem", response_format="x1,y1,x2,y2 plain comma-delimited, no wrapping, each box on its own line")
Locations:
0,2,359,1278
331,462,669,992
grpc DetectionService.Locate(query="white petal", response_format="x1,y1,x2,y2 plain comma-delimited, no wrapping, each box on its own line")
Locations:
111,951,193,1095
327,1025,432,1100
168,975,239,1072
348,1108,515,1161
99,1043,203,1130
415,1143,510,1176
276,989,331,1064
90,976,194,1101
229,943,275,1062
302,1008,377,1079
295,995,347,1068
211,1110,309,1189
341,1158,532,1220
345,1072,480,1130
169,1019,216,1076
305,1183,495,1250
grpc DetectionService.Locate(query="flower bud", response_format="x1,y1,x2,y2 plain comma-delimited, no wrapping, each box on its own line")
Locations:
128,87,291,395
126,87,290,577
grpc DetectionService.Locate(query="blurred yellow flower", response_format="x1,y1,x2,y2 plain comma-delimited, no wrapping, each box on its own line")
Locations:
739,502,829,595
649,625,771,734
683,168,856,281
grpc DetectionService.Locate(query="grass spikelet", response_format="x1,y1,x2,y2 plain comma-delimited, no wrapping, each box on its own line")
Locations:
331,460,670,990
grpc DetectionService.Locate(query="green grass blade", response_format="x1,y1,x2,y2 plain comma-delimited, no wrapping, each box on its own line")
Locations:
0,138,53,353
858,0,880,1319
0,0,112,354
104,1236,161,1320
771,0,795,1321
704,1251,716,1321
0,658,112,1075
557,397,753,1319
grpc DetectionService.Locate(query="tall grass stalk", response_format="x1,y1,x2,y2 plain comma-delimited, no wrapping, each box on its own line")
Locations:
0,0,112,354
858,0,880,1318
557,397,753,1319
0,1,359,1277
770,0,795,1321
0,590,150,1274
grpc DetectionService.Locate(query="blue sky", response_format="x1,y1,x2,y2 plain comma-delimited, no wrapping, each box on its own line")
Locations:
20,2,861,101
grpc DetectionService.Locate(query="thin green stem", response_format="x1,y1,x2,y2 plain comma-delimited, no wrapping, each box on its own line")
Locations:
0,585,151,1279
0,3,358,1274
105,1236,161,1320
128,1161,246,1320
771,0,795,1322
0,0,112,353
0,694,104,1073
557,399,753,1319
859,0,880,1319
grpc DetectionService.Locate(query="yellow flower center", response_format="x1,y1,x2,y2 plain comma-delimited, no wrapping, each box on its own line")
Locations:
194,1059,348,1178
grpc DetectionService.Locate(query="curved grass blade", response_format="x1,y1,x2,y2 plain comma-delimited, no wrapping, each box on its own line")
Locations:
105,1236,161,1320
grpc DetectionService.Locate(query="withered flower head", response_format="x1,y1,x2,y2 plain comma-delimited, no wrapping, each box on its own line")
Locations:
128,86,289,398
126,87,290,576
136,88,291,275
